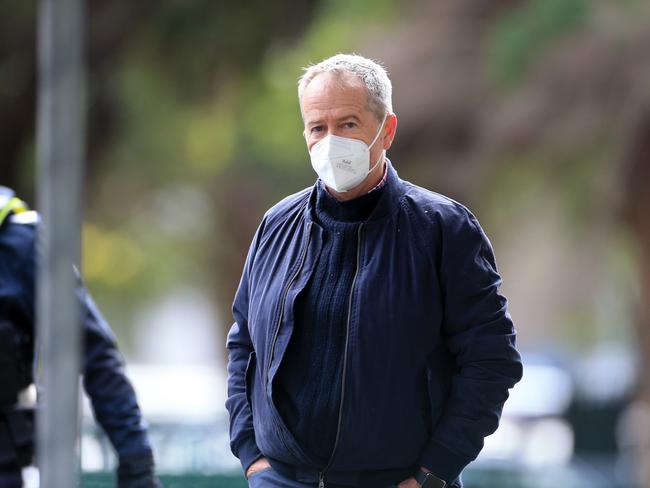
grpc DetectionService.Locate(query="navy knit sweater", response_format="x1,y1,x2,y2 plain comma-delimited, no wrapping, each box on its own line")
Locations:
275,180,386,465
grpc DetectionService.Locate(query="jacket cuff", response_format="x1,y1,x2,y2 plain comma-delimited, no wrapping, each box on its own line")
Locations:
236,435,263,474
417,439,471,484
118,450,155,476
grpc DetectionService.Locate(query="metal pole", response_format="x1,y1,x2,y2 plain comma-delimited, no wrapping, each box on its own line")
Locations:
36,0,85,486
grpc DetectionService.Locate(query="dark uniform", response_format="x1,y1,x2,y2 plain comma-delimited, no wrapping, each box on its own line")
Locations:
0,187,160,487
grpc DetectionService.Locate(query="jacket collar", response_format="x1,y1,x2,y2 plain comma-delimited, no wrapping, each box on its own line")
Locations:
304,158,406,225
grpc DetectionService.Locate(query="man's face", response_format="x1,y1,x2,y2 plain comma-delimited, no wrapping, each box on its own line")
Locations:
301,72,390,167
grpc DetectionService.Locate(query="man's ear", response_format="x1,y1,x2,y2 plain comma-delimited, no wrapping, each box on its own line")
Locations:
383,113,398,151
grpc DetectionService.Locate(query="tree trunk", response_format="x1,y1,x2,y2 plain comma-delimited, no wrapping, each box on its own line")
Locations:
622,105,650,487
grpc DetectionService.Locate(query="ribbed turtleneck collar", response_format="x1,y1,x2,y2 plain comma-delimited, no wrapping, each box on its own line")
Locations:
315,178,386,226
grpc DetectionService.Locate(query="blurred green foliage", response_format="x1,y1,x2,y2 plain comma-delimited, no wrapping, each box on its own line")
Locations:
81,0,397,344
2,0,645,356
487,0,588,87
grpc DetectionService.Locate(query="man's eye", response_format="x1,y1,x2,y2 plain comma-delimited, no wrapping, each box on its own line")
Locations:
344,122,356,129
310,126,324,133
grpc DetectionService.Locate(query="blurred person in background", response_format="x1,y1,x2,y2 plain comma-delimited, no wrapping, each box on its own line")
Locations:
0,187,160,488
226,54,523,488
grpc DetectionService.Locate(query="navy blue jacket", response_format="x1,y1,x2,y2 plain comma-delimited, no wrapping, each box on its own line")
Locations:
226,161,523,486
0,213,153,460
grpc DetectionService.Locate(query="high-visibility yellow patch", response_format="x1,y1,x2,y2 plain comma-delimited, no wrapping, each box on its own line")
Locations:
0,197,29,226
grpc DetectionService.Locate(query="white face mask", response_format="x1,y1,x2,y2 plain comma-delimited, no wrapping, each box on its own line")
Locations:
309,114,387,193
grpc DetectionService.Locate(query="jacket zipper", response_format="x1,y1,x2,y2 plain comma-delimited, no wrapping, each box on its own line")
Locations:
319,223,364,488
265,221,313,392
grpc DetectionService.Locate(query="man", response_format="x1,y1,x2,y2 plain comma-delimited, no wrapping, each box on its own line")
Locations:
226,54,523,488
0,187,160,488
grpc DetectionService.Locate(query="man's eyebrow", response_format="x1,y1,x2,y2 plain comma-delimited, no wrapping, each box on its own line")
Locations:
337,114,361,123
305,114,362,126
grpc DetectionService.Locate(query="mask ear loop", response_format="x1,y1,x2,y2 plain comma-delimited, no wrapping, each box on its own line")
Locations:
366,113,388,174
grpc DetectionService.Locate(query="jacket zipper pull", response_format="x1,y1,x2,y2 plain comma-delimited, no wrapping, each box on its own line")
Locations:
318,472,325,488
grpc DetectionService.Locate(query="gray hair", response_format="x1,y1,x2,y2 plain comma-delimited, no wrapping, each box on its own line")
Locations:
298,53,393,121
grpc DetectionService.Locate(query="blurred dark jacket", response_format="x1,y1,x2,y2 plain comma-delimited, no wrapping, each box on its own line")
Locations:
226,161,523,487
0,193,157,485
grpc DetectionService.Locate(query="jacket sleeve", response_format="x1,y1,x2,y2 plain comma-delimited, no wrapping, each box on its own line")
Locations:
225,219,266,473
417,209,523,483
1,223,37,336
10,222,153,460
78,276,154,460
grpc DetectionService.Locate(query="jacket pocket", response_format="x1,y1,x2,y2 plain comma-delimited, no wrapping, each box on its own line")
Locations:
245,351,257,409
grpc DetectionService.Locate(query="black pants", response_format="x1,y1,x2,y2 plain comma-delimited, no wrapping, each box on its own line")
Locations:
0,409,32,488
0,469,21,488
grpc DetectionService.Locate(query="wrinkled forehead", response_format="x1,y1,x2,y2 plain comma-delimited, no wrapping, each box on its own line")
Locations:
300,71,371,116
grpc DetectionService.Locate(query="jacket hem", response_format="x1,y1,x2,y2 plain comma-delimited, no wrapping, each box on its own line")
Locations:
236,437,263,474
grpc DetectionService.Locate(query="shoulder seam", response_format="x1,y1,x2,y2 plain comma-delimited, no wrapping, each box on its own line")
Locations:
263,186,311,221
